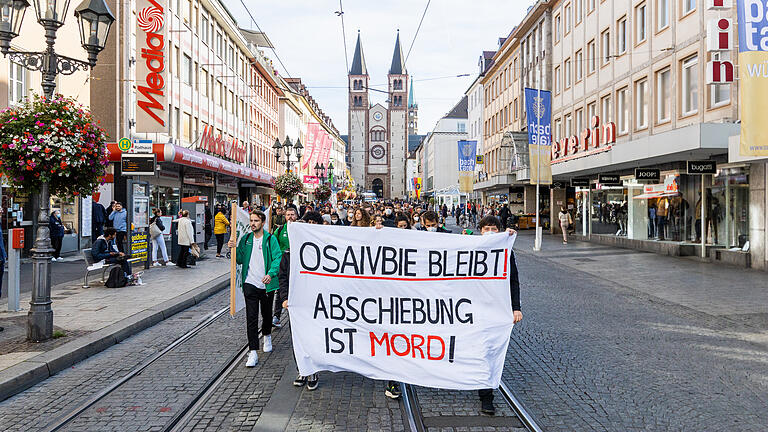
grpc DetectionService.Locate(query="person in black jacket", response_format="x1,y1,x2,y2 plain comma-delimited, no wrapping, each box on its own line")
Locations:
204,203,213,250
92,227,132,278
474,215,522,416
49,210,65,261
419,211,451,233
92,198,108,239
277,211,323,390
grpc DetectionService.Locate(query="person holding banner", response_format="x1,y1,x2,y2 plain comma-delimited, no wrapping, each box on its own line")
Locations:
277,211,324,390
272,206,298,329
227,210,282,367
420,211,451,233
475,215,523,415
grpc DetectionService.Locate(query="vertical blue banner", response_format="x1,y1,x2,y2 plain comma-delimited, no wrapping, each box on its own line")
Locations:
524,88,552,146
457,140,477,172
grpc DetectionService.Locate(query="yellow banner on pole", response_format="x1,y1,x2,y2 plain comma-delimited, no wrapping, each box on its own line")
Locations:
740,52,768,157
459,172,474,193
529,144,553,185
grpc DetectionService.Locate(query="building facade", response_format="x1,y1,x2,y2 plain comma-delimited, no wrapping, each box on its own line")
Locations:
348,31,409,199
422,97,469,205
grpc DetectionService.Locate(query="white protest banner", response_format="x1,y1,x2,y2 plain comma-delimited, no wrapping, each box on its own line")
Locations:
229,204,251,316
288,224,517,390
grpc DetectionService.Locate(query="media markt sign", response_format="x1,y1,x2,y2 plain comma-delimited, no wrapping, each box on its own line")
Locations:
135,0,168,133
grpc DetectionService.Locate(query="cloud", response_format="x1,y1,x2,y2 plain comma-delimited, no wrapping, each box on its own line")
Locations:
229,0,529,134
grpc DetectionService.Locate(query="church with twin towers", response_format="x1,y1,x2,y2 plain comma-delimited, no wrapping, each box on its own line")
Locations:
348,30,417,200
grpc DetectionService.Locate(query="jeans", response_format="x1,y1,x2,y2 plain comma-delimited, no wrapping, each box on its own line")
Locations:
176,245,190,268
115,231,127,253
215,233,226,255
151,235,169,263
204,226,212,250
51,236,63,258
478,388,493,402
244,283,274,350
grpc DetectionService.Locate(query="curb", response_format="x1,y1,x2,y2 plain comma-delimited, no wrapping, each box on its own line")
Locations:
0,274,230,402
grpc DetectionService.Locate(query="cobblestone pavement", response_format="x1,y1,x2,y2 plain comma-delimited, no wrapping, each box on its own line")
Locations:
504,245,768,431
0,290,232,431
414,386,525,432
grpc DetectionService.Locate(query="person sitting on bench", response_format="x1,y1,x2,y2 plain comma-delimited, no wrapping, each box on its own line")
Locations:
92,227,132,278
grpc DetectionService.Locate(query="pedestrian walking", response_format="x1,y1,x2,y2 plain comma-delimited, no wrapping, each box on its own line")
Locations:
176,210,195,269
108,202,128,253
49,210,65,261
558,207,572,244
92,198,107,239
228,210,282,367
277,211,323,389
150,208,171,266
204,203,212,250
474,215,522,415
214,206,230,257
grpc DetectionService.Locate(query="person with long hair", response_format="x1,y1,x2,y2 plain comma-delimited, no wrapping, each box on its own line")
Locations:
351,207,371,227
150,208,171,266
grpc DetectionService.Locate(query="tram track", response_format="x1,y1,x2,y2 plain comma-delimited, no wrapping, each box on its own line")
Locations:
400,381,543,432
39,305,255,432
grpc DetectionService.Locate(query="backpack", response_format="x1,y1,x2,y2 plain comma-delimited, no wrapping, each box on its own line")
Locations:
105,266,128,288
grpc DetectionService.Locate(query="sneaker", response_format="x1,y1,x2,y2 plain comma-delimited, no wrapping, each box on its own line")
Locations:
245,350,258,367
306,374,319,391
385,382,402,399
480,399,496,416
152,262,161,267
263,335,272,353
272,316,282,328
293,374,307,387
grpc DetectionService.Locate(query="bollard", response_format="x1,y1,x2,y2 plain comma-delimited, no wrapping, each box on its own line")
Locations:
8,228,24,312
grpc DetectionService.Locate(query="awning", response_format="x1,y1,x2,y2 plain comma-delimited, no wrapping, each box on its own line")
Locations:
107,143,274,186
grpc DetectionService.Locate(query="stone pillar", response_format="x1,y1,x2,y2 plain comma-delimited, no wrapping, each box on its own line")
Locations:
749,162,766,270
524,185,537,214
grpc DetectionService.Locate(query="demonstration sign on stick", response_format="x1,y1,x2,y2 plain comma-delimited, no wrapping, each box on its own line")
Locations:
229,204,251,316
288,223,517,390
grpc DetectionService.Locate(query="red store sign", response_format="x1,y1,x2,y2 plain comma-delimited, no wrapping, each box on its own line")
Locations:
198,125,247,164
551,116,617,164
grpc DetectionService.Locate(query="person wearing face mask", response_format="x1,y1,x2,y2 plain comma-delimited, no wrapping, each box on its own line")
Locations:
419,211,451,233
329,212,343,226
344,210,354,226
49,210,65,261
382,203,396,227
474,215,522,415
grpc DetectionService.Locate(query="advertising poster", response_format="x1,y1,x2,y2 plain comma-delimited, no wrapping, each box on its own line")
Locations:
737,0,768,157
130,230,149,267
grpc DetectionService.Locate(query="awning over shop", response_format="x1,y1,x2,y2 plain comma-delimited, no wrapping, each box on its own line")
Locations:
107,143,274,186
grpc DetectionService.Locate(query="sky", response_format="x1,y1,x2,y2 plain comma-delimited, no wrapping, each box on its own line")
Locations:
227,0,531,136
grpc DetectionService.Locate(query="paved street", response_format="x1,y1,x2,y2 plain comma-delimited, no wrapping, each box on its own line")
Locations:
0,222,766,431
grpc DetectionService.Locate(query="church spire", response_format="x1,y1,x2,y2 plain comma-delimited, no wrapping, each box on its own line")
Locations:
389,30,406,75
350,30,367,75
408,77,415,107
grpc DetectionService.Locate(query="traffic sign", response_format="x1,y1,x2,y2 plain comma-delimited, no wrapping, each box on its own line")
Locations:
118,137,132,152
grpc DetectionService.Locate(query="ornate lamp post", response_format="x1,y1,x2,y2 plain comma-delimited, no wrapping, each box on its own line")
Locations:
314,162,326,184
0,0,114,341
273,137,303,173
327,161,334,188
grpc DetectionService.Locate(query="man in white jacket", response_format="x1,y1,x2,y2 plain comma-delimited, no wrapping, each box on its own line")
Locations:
176,210,196,269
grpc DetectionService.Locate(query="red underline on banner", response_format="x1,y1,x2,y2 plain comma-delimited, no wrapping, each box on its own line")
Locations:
299,271,506,281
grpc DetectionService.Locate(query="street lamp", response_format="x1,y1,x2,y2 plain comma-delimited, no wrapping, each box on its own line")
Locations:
0,0,114,341
314,162,326,184
274,137,302,173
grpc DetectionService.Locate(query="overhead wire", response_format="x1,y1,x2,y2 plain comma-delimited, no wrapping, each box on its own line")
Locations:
238,0,293,78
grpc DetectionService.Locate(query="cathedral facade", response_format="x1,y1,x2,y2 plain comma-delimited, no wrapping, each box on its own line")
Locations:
348,31,410,199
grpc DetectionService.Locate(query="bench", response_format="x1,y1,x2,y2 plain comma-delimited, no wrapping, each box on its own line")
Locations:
81,248,121,288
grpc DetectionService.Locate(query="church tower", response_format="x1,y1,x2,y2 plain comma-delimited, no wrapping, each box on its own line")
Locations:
348,31,369,190
387,31,408,199
408,78,418,135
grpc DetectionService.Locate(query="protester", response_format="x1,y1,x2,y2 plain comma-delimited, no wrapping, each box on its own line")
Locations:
278,211,324,389
329,212,343,226
214,206,230,257
474,215,523,415
351,208,371,227
420,211,451,233
345,211,354,226
49,210,65,261
150,208,171,266
176,210,195,269
558,206,572,244
92,198,107,239
272,206,298,328
382,202,396,227
108,202,128,253
412,211,422,230
228,210,282,367
394,212,411,230
242,201,251,212
92,227,132,280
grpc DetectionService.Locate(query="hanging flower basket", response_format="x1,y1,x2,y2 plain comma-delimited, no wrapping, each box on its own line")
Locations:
315,184,332,202
0,94,109,197
336,190,347,201
274,172,304,201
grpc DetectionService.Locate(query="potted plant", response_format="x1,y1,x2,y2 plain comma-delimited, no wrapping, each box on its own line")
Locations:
315,184,332,202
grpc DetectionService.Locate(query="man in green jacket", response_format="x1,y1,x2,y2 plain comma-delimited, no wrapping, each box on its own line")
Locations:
228,210,282,367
